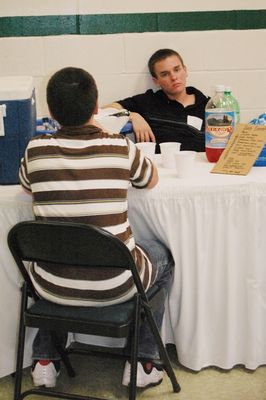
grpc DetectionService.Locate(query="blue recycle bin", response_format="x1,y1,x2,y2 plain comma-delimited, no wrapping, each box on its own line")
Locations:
35,118,135,143
36,118,60,135
250,114,266,166
120,121,135,142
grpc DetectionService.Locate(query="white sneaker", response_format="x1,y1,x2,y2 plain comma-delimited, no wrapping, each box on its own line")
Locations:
31,360,60,387
122,360,164,388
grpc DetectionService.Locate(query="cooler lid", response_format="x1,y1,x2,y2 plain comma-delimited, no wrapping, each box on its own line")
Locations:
0,76,34,100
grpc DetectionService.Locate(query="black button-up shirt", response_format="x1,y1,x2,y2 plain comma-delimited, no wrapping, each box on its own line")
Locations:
118,87,210,152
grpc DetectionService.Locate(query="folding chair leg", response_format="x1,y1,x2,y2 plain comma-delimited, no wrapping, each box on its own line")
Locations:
51,331,75,377
144,305,181,393
159,344,181,393
14,284,28,400
129,294,141,400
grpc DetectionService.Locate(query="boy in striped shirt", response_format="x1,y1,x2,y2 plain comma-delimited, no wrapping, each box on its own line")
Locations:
20,67,174,389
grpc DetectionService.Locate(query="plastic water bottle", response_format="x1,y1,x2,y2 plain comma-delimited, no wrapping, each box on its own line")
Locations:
224,86,240,124
205,85,236,162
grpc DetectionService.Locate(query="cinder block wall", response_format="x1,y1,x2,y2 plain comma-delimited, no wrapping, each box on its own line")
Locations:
0,1,265,123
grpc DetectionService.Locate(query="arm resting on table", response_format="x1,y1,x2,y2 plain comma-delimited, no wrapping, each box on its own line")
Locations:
103,103,156,143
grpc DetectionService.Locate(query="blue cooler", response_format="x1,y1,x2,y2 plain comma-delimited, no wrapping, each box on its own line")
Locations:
0,76,36,184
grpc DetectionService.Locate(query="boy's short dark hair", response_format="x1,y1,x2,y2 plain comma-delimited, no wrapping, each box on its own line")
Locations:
148,49,185,78
46,67,98,126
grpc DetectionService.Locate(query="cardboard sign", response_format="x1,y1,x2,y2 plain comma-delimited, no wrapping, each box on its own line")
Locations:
211,123,266,175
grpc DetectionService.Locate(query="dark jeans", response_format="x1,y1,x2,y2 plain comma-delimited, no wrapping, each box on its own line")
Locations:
32,239,174,361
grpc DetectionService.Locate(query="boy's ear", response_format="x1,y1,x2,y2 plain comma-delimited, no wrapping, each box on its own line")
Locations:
152,76,160,88
93,100,99,115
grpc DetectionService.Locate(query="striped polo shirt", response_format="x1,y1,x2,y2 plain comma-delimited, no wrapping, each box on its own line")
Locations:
19,124,156,306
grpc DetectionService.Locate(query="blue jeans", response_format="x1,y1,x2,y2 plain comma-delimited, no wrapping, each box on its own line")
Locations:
32,239,174,361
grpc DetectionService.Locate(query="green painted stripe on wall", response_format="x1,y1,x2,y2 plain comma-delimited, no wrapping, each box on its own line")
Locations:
0,10,265,37
0,15,77,37
158,10,266,31
80,13,157,34
158,11,235,31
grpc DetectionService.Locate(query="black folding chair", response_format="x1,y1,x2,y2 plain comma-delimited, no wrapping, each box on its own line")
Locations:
8,220,181,400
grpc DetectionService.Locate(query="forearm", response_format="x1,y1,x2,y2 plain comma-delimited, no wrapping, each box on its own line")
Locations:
102,102,123,110
129,113,156,143
102,105,156,142
146,163,158,188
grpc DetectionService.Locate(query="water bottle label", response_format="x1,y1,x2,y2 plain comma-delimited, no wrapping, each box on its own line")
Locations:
205,111,235,149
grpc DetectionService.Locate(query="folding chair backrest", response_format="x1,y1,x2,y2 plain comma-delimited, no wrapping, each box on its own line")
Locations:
8,221,145,299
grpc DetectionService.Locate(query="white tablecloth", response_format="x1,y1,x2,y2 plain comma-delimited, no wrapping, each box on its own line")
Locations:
1,153,266,376
128,154,266,371
0,187,35,378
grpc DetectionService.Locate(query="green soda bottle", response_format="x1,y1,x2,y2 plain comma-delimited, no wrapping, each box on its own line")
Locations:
224,86,240,124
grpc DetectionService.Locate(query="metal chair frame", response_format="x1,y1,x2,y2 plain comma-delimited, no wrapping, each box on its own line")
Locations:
8,220,181,400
